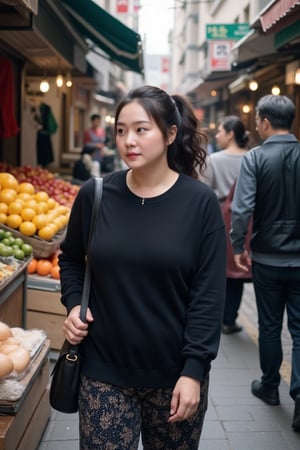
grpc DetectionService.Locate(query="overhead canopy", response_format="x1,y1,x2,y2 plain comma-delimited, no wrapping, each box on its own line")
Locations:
61,0,144,75
260,0,300,32
231,29,276,66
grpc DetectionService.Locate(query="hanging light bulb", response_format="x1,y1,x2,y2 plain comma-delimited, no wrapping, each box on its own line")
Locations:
40,73,50,93
242,104,250,114
249,80,258,91
295,68,300,85
65,71,72,87
271,85,280,95
56,74,64,88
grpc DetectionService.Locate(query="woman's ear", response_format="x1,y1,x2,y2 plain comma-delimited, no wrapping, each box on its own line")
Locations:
167,125,177,145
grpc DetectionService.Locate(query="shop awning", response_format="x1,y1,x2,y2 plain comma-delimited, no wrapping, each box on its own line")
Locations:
260,0,300,32
61,0,143,75
231,29,276,66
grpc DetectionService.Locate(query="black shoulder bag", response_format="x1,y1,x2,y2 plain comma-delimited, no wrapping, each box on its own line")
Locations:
49,177,103,413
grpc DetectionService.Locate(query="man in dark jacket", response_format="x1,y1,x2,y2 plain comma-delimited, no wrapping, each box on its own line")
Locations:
230,95,300,431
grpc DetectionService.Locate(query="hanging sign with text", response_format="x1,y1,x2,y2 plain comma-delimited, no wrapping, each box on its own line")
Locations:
206,23,250,40
208,40,233,71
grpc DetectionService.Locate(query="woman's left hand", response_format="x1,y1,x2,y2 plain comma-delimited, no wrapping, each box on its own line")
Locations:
168,376,200,423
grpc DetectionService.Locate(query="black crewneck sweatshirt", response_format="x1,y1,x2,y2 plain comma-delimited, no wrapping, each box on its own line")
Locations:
59,170,226,388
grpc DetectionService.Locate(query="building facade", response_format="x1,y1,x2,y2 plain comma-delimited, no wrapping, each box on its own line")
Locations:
170,0,300,143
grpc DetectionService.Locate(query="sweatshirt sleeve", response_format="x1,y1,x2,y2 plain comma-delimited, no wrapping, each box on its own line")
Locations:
230,152,256,254
58,179,95,314
181,193,226,381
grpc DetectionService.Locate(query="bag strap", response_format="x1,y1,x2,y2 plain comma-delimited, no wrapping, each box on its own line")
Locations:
79,177,103,322
227,180,237,203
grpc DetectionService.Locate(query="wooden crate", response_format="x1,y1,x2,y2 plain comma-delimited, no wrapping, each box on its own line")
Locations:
0,341,50,450
0,265,27,328
26,280,66,350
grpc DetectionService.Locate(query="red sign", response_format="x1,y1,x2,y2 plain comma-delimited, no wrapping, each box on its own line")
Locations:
208,40,233,71
116,0,128,13
161,57,170,73
133,0,140,13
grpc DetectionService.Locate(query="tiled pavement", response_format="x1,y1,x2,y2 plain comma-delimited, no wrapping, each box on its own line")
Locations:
37,283,300,450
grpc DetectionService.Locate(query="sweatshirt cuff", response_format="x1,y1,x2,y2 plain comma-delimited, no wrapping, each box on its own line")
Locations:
181,357,209,382
64,293,82,315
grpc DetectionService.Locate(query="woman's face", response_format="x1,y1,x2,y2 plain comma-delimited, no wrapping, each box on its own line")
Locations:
116,101,174,170
215,123,232,149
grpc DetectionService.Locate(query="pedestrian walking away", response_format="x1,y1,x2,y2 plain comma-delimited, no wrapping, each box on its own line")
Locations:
84,113,106,165
58,85,226,449
230,94,300,432
202,115,252,335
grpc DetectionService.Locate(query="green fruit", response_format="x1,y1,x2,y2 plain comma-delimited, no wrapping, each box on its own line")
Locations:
14,237,24,247
7,237,15,246
0,245,13,257
0,229,6,240
2,238,11,246
4,231,12,239
21,243,33,256
13,248,25,260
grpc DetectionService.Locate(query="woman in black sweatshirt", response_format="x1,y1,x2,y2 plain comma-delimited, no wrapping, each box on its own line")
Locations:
59,85,226,449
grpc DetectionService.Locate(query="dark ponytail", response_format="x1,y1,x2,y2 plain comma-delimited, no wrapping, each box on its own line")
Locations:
170,94,207,178
221,115,250,149
115,85,207,178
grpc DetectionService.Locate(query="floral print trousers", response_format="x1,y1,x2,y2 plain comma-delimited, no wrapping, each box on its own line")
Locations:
78,374,209,450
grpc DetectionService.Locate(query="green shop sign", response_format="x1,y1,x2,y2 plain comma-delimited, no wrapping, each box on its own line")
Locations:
206,23,250,40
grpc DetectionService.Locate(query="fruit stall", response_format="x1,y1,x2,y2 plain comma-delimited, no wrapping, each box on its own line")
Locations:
0,166,79,449
0,166,80,351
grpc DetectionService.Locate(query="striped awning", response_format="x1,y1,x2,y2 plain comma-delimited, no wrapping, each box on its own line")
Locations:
260,0,300,32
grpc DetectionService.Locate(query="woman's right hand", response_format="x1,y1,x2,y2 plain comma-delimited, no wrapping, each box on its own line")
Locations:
63,305,94,345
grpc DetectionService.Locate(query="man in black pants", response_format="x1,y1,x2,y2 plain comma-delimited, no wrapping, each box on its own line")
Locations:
230,95,300,432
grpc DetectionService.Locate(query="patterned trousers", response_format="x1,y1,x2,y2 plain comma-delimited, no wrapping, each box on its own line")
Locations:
79,374,209,450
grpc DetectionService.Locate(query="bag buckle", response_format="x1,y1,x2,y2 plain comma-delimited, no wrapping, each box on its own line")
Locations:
66,353,78,362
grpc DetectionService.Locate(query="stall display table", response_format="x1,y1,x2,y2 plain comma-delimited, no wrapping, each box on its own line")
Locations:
27,275,66,350
0,340,50,450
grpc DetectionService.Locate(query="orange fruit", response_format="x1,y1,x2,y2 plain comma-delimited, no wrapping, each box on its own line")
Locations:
47,198,57,210
6,214,22,229
35,201,48,214
0,202,8,214
38,225,55,241
17,192,31,202
53,216,64,231
18,182,35,195
27,258,37,274
36,259,52,276
8,201,23,215
21,207,36,221
51,265,60,279
0,173,18,190
32,214,47,230
19,221,36,236
0,213,7,224
0,188,17,205
51,253,59,265
23,199,38,211
35,191,49,203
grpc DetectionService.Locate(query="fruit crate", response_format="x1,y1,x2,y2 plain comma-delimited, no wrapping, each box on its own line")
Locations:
0,225,66,259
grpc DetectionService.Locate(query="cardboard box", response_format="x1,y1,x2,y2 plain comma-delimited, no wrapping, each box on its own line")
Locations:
0,342,50,450
27,286,66,350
